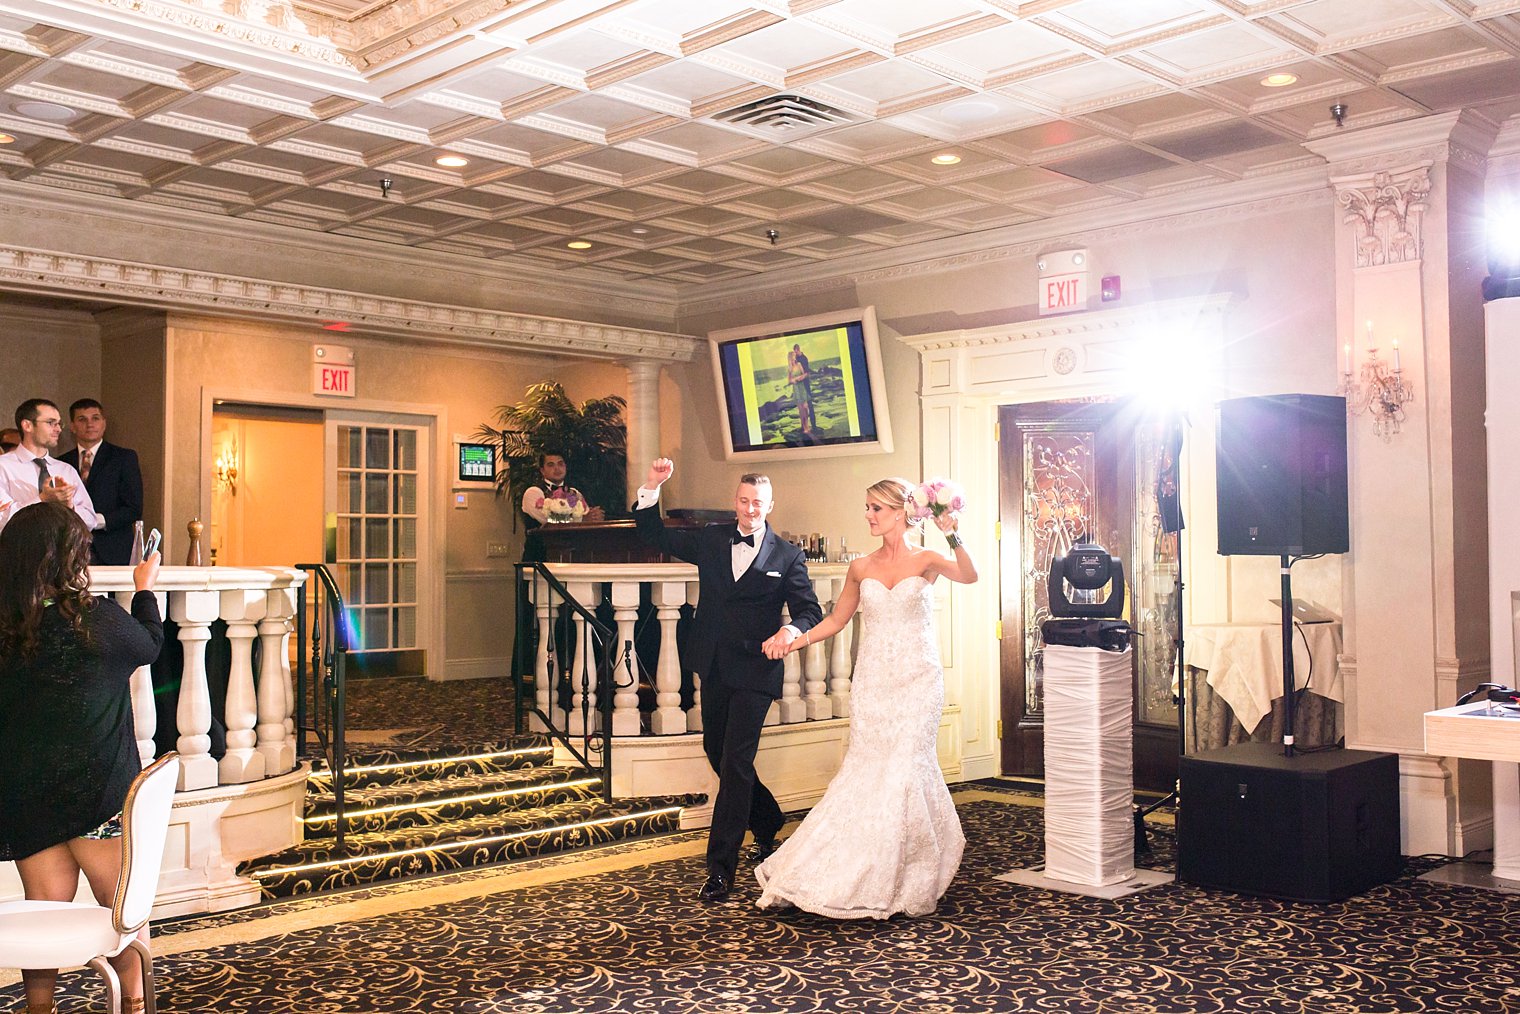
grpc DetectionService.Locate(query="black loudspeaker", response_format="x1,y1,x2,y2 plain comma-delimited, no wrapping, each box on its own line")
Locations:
1216,394,1349,556
1178,742,1401,902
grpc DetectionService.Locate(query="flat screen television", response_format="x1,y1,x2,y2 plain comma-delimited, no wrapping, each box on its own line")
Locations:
709,306,894,460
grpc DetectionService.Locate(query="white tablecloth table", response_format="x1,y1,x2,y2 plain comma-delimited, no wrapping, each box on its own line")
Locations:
1184,622,1343,733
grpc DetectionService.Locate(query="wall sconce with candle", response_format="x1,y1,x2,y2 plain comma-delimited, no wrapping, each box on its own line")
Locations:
1336,320,1415,440
214,440,239,495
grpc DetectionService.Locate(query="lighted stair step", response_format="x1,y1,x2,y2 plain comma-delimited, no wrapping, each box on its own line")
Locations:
302,766,603,837
241,794,703,900
306,738,554,792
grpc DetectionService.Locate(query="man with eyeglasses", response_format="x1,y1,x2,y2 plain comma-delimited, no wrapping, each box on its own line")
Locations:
0,399,99,535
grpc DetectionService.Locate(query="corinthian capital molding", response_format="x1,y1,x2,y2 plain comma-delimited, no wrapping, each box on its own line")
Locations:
1334,167,1431,268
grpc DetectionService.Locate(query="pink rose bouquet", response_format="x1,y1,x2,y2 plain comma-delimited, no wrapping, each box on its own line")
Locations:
539,489,588,523
907,478,966,521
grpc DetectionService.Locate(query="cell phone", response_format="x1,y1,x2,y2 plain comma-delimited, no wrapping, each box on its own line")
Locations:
142,528,161,558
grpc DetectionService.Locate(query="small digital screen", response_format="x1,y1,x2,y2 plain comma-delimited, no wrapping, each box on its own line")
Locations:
457,442,496,483
715,320,879,453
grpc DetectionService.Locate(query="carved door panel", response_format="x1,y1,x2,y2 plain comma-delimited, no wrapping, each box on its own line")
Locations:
997,401,1180,792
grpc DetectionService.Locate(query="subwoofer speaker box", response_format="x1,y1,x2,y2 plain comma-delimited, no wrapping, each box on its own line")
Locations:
1178,742,1401,902
1216,394,1349,556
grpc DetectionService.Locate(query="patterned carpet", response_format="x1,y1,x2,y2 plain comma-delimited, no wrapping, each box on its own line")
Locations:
338,675,518,750
6,789,1518,1013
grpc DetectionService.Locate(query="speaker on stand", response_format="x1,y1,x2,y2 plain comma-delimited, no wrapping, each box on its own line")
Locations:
1178,394,1400,902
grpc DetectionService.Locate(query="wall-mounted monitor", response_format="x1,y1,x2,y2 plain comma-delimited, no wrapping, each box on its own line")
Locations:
709,306,894,461
453,439,497,490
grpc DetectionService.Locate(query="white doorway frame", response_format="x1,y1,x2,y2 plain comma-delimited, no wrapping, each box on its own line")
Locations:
198,387,448,679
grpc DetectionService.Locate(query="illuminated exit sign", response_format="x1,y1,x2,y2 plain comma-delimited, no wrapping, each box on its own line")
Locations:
313,343,356,398
1039,271,1088,315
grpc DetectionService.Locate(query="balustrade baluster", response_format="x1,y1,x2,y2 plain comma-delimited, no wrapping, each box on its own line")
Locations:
610,580,641,736
777,604,806,723
170,589,220,790
116,590,161,767
257,586,297,775
804,577,834,720
830,612,857,718
566,580,601,737
219,589,267,784
532,575,552,732
651,581,687,734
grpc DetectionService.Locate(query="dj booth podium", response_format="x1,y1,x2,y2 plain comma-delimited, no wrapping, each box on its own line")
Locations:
528,510,730,563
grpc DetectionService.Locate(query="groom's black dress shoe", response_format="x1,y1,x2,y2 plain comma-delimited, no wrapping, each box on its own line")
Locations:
752,837,779,863
699,873,732,901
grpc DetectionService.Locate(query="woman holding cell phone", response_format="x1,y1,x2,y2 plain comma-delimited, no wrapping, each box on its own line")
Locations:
0,502,164,1014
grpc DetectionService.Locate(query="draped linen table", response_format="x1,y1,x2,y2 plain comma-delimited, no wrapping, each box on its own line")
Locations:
1184,622,1344,752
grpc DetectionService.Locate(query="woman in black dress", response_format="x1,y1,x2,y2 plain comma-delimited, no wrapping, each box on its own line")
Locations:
0,502,163,1014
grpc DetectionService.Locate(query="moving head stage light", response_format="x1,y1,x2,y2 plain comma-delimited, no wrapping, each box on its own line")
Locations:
1043,541,1133,652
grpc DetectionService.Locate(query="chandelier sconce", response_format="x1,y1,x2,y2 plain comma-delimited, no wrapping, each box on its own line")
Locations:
1337,320,1415,441
214,440,239,495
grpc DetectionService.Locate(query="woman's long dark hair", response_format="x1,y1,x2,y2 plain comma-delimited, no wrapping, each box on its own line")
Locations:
0,502,95,660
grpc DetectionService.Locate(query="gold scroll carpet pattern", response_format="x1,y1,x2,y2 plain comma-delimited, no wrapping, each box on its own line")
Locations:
10,794,1520,1013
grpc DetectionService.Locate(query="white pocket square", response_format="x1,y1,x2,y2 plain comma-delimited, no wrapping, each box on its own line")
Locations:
765,571,782,577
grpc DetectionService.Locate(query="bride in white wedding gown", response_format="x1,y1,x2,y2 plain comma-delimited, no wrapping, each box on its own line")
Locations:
756,477,978,919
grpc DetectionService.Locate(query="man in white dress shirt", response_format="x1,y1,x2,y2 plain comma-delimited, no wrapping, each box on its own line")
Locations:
0,398,100,536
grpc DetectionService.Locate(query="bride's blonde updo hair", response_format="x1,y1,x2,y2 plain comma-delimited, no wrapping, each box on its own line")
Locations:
866,477,923,527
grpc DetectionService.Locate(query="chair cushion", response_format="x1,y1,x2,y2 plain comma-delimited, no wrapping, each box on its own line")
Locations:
0,901,131,968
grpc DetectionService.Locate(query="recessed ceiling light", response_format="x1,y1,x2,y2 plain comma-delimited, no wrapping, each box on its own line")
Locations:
1261,73,1298,88
0,133,13,144
567,240,593,250
931,153,962,166
630,226,650,235
435,155,469,167
12,100,76,121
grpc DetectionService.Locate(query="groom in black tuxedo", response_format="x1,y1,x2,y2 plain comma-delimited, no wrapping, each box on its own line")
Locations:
635,457,821,901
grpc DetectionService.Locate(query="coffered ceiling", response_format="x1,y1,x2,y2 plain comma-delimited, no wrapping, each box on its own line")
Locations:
2,0,1519,291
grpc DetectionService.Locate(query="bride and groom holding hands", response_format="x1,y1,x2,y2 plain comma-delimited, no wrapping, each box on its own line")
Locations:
634,457,977,919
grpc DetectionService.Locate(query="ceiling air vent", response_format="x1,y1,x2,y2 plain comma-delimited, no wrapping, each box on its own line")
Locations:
711,94,854,137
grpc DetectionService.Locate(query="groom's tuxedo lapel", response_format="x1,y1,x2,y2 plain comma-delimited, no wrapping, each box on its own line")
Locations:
747,527,780,585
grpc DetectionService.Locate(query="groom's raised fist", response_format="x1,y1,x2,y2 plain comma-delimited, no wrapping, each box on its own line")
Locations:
648,457,674,487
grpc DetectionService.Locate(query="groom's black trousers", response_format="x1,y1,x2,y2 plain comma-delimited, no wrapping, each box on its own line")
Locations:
701,664,784,881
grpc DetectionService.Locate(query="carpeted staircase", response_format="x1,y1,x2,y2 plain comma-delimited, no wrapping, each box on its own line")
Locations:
240,735,703,900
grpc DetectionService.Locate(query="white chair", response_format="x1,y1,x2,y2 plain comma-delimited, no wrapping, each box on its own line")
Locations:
0,753,180,1014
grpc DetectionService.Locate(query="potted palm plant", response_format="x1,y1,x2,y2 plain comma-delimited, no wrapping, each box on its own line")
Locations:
477,381,628,527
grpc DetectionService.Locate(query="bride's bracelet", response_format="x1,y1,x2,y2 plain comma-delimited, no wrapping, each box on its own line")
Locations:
945,533,964,551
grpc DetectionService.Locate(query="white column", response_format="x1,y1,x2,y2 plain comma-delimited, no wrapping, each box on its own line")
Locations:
219,588,267,784
257,586,297,775
830,611,857,718
566,580,601,737
803,576,834,720
116,590,161,768
610,579,642,736
625,360,662,507
651,580,687,734
170,589,220,790
532,574,552,732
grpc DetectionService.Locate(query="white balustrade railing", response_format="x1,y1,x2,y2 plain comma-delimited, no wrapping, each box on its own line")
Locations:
528,562,856,737
88,566,309,791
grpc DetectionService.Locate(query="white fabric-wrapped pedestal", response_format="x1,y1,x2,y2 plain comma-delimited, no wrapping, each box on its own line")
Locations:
1043,643,1134,886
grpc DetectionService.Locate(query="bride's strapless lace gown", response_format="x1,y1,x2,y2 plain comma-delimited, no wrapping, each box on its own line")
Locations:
755,574,964,918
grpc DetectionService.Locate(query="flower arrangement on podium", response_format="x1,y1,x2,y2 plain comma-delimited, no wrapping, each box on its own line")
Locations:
540,490,589,524
907,478,966,521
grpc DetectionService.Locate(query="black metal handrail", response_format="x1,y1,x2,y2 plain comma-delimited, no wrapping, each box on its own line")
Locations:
295,563,352,851
515,562,627,801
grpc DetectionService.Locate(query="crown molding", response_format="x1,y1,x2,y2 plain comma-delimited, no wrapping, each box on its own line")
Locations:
0,243,704,362
1303,110,1500,172
0,178,684,323
677,167,1333,317
898,292,1237,351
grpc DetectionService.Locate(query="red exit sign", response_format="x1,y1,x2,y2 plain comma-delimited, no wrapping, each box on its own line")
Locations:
1039,271,1088,315
313,362,356,397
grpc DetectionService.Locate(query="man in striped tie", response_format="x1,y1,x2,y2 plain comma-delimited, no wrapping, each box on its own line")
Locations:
0,399,98,537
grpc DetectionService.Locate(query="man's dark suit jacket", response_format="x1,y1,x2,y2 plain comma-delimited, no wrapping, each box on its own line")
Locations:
635,503,821,699
61,441,144,566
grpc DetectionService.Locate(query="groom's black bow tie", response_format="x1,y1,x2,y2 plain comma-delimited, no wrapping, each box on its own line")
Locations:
546,484,565,496
732,532,755,547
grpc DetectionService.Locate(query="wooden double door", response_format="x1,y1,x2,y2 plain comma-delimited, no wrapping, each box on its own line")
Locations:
997,400,1183,793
